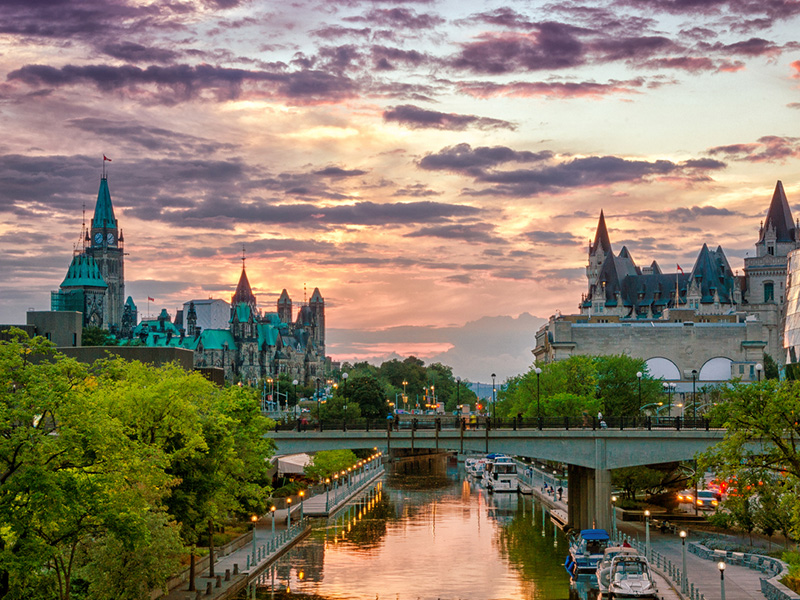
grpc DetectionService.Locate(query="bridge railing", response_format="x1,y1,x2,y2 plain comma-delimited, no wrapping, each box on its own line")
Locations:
272,415,712,432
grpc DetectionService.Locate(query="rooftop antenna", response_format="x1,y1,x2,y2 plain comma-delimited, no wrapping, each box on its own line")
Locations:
304,283,307,303
73,202,87,256
241,244,246,269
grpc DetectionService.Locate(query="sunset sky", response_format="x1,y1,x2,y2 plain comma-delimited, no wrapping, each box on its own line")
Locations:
1,0,799,383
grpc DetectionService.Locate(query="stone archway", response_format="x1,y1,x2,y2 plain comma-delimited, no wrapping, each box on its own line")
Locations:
698,357,733,381
645,356,681,380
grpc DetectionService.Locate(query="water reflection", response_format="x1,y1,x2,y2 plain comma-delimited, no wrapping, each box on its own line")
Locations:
240,467,573,600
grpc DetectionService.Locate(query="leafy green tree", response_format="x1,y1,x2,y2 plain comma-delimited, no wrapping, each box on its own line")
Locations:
699,379,800,538
304,450,358,482
81,326,118,346
347,375,387,419
763,353,780,380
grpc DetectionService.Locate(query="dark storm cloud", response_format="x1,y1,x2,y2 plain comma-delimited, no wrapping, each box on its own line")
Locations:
452,23,586,74
100,41,180,63
707,136,800,162
417,144,553,175
383,104,515,131
458,78,647,99
370,46,430,70
8,63,357,105
700,37,790,57
591,35,676,61
346,8,445,30
67,118,237,154
313,167,368,178
312,25,372,39
420,145,726,197
392,183,441,197
524,231,583,245
404,223,506,244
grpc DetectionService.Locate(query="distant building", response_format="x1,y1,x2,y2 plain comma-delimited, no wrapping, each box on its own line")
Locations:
182,298,230,332
534,181,796,385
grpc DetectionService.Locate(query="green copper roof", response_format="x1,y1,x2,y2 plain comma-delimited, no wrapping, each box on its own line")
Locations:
196,329,236,350
231,302,253,324
257,323,279,347
91,177,117,230
60,254,107,289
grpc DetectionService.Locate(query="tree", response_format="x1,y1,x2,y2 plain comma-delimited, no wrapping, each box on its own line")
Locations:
304,450,358,482
763,353,780,380
347,375,387,419
81,326,118,346
699,379,800,539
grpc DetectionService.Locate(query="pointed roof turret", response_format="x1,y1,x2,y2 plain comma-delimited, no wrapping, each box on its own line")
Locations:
91,177,117,230
231,267,257,308
759,180,795,243
60,254,108,289
589,210,612,256
309,288,323,303
278,289,291,305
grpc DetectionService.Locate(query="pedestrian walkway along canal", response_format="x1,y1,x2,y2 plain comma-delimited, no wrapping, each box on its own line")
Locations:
236,463,573,600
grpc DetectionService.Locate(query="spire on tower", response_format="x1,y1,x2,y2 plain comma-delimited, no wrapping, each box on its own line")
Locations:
590,210,613,257
232,262,257,308
759,180,795,243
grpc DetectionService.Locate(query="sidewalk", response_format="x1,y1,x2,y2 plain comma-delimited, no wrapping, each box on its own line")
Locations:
528,474,765,600
160,462,385,600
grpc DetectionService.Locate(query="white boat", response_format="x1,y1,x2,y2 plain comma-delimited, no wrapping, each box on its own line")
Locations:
565,529,610,576
607,555,658,598
484,455,519,493
465,457,487,477
596,546,639,595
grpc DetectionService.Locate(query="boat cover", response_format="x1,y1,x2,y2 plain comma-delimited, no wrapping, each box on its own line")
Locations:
579,529,610,541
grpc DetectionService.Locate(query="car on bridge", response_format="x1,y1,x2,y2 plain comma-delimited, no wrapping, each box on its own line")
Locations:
677,489,720,510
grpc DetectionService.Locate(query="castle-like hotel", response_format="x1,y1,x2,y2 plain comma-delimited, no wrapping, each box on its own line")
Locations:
534,181,795,384
49,175,327,384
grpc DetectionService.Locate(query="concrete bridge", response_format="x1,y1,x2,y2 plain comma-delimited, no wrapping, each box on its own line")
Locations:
265,426,725,533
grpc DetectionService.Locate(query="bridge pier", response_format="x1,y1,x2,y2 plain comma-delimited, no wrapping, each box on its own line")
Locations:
567,463,610,532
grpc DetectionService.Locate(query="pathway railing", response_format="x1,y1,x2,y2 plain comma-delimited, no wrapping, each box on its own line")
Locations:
245,519,309,572
275,415,714,432
618,531,706,600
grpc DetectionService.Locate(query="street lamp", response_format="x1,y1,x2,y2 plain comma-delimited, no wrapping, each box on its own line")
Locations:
680,530,688,593
299,490,305,521
456,376,461,413
718,561,726,600
342,372,349,429
402,379,408,411
756,362,763,382
287,498,292,528
491,373,496,421
644,510,651,560
270,505,276,534
315,378,321,425
611,495,617,541
292,379,298,416
534,367,542,419
251,515,258,565
691,369,697,423
636,371,643,413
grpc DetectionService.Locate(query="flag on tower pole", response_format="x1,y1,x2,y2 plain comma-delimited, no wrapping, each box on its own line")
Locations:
103,155,112,162
148,297,155,302
676,264,684,273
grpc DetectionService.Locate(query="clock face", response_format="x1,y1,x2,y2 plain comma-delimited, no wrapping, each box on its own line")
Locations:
107,232,115,245
94,232,103,245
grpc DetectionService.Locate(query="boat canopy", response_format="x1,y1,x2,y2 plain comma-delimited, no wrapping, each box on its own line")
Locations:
580,529,610,541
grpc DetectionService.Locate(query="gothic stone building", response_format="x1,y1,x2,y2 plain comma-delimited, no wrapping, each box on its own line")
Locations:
534,181,797,384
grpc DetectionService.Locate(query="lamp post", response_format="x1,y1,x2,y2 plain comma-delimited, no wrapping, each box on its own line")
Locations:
756,362,763,382
718,561,726,600
636,371,643,413
342,372,349,429
611,495,617,542
292,379,298,416
287,498,292,529
644,510,651,561
491,373,496,421
251,515,258,565
456,376,461,413
270,505,276,534
315,378,321,425
691,369,697,423
535,367,542,419
402,379,408,411
325,477,331,510
680,530,688,593
299,490,305,521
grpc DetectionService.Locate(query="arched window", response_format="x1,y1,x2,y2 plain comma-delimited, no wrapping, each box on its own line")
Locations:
645,357,681,380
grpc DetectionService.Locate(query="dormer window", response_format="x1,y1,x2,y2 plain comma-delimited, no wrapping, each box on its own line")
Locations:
768,245,775,255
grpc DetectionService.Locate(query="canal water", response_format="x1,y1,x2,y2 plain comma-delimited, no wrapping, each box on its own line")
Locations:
240,461,572,600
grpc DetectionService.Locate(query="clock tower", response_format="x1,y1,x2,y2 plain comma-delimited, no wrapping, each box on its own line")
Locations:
85,176,124,332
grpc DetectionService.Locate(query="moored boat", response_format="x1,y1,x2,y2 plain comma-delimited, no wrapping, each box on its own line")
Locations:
596,546,639,595
607,555,658,598
565,529,611,576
